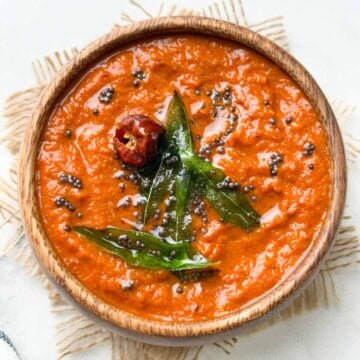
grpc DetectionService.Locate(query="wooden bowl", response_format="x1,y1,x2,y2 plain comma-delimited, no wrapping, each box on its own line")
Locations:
18,17,346,346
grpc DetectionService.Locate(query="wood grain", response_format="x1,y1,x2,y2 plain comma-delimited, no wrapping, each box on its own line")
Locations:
18,17,346,345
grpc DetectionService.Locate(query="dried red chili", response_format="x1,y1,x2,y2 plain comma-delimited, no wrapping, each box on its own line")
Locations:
114,115,164,168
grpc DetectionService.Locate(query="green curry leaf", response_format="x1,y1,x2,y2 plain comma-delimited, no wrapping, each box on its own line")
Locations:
165,92,194,157
185,154,260,229
74,226,213,271
175,166,192,241
142,157,176,222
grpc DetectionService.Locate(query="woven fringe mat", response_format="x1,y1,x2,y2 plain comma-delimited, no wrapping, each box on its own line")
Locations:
1,1,359,359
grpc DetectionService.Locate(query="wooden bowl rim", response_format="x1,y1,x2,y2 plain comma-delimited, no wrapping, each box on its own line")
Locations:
18,16,346,340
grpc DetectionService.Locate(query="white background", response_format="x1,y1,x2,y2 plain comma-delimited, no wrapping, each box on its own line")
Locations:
0,1,359,359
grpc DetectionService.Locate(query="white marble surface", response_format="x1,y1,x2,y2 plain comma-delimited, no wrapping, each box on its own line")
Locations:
0,0,359,359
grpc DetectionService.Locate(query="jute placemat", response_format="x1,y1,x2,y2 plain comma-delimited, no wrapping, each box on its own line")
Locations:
0,1,359,359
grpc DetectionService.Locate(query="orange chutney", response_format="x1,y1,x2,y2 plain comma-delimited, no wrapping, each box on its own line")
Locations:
36,35,331,322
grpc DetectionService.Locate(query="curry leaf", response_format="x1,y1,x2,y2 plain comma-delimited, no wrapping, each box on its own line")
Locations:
196,179,259,229
137,160,161,198
74,226,213,271
175,166,192,241
165,92,194,158
164,164,192,242
142,156,176,222
162,93,194,241
185,154,260,229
